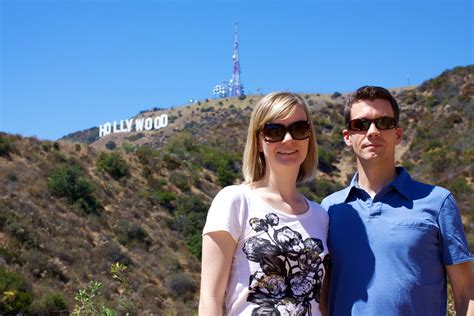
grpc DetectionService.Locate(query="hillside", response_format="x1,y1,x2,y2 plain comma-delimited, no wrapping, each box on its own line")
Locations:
1,65,473,314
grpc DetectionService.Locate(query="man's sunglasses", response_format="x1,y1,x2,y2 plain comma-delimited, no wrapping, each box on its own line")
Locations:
347,117,398,131
260,120,311,142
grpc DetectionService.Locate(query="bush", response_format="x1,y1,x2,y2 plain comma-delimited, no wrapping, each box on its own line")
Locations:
135,145,159,165
425,95,440,108
166,273,197,301
29,291,68,315
116,219,151,249
0,267,33,313
48,165,101,215
48,165,93,202
7,222,35,247
100,242,133,266
173,194,209,257
170,170,190,192
0,136,13,157
318,147,337,173
331,91,342,99
105,141,117,150
122,142,135,153
154,191,176,209
96,152,129,180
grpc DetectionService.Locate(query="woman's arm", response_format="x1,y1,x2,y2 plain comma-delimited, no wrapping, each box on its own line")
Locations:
199,231,237,316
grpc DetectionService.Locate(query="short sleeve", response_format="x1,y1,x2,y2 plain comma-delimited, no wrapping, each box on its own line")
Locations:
438,194,473,265
202,185,245,242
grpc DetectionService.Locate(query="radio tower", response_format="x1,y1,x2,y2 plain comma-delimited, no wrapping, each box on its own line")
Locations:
229,23,244,97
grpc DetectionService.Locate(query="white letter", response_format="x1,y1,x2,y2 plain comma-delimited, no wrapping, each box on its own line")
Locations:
113,121,118,133
135,119,145,132
145,118,153,130
125,119,133,132
154,116,161,129
99,123,112,137
161,114,168,127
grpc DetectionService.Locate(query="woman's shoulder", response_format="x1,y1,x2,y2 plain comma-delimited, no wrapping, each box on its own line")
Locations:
213,184,249,203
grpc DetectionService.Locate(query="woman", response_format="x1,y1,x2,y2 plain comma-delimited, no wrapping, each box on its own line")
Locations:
199,92,329,315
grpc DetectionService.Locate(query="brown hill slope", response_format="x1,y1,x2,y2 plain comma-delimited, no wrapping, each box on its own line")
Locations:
1,65,473,314
0,137,208,314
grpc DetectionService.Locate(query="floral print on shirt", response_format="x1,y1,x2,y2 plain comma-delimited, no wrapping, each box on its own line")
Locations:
242,213,326,316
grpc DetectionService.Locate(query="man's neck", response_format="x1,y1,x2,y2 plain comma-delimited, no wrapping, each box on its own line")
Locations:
356,160,397,198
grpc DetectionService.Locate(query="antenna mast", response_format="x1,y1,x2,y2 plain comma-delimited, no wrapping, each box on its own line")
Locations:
229,23,244,97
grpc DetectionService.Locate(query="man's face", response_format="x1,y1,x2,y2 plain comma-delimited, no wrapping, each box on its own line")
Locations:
342,98,403,164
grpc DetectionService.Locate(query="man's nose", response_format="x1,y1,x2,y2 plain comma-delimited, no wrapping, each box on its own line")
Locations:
366,122,380,137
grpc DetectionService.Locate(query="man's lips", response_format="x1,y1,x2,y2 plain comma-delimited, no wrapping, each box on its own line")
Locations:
363,143,382,148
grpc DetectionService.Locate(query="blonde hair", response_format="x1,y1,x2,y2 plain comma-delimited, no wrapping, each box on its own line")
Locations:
242,92,318,183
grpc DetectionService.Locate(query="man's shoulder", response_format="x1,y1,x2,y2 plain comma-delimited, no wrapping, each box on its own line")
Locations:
407,176,452,201
321,186,352,210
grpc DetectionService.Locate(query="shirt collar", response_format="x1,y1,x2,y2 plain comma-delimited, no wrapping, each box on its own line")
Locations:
342,166,413,202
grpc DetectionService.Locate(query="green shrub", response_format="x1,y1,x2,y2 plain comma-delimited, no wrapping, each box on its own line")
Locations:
0,136,13,157
173,194,209,257
170,170,191,192
318,147,337,173
48,165,93,202
425,95,440,108
122,142,135,153
0,267,33,313
105,141,117,150
116,219,151,249
100,242,133,266
166,273,197,301
162,153,181,170
154,191,176,209
7,222,35,247
96,152,129,180
29,291,68,314
48,165,101,215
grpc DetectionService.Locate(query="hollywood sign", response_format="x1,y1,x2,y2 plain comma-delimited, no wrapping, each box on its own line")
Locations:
99,114,169,138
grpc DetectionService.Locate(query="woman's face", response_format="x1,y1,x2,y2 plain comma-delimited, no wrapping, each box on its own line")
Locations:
258,105,310,174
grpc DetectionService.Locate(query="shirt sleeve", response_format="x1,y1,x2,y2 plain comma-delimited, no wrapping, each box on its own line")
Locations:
438,194,473,265
202,185,244,242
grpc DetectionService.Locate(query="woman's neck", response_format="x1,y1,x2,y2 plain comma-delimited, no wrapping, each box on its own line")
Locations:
252,169,307,215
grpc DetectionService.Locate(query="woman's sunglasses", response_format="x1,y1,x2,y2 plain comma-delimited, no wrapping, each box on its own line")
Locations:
347,117,398,131
259,120,311,142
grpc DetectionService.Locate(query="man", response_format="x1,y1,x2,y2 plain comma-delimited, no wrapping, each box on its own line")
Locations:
321,86,473,315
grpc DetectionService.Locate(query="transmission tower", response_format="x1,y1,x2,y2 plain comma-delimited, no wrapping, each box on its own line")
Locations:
229,23,244,97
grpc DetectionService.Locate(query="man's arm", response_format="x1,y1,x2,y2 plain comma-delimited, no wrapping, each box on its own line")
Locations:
319,260,331,316
446,261,474,315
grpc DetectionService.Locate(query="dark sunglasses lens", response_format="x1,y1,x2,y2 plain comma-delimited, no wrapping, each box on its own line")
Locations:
261,121,310,142
376,117,397,130
348,119,370,131
262,124,286,141
348,117,397,131
288,121,311,139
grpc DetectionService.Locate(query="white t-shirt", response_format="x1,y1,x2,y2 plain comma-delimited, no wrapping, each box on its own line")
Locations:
203,184,330,316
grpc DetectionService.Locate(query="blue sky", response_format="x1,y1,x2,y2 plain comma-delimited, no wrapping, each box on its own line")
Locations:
1,0,472,141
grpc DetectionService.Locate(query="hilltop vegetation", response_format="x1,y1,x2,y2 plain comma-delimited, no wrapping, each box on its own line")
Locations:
1,65,472,314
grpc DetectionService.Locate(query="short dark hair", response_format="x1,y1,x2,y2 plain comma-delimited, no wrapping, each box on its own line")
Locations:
344,86,400,125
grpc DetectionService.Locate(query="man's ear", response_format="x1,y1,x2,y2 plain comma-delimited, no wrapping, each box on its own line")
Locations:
342,129,352,147
395,127,403,145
